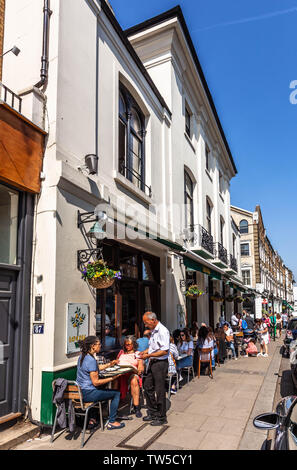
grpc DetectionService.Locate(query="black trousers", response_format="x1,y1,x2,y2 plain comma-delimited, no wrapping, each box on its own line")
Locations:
143,359,168,419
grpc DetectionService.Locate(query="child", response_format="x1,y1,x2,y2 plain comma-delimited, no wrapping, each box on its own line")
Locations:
244,338,258,357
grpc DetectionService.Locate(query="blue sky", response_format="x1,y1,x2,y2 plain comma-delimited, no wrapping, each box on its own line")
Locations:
109,0,297,280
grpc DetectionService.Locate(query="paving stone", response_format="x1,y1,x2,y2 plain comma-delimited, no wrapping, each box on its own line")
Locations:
157,427,207,450
197,431,241,450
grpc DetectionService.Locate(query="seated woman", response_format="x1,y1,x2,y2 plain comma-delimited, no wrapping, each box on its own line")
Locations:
76,336,124,430
113,336,144,418
176,329,194,373
196,326,214,375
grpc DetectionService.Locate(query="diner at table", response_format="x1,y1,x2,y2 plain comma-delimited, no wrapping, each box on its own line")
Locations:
111,335,144,418
76,336,125,430
176,328,194,372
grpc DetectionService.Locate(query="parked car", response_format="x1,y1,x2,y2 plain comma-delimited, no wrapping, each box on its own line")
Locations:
283,317,297,357
253,396,297,450
290,339,297,390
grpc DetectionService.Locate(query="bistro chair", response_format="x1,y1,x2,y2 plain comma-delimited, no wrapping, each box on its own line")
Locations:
51,380,110,448
180,364,195,384
215,339,220,367
197,348,213,379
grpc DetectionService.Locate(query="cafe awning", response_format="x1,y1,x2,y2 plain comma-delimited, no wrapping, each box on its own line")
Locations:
183,256,222,280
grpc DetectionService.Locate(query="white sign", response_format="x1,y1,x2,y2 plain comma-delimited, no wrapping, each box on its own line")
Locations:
66,303,89,354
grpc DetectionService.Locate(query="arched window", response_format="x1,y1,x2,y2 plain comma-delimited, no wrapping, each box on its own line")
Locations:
118,85,146,193
184,170,194,229
239,219,248,234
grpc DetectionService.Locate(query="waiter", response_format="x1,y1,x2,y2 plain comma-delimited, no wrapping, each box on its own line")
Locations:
139,311,170,426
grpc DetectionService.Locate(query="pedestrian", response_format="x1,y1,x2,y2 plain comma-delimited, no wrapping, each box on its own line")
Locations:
222,323,237,360
275,314,282,338
231,312,239,330
255,319,269,357
243,310,254,330
139,312,170,426
281,311,288,330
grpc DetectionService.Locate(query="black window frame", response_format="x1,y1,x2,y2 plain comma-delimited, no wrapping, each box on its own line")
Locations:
185,105,191,138
206,198,212,235
119,85,146,193
184,170,194,230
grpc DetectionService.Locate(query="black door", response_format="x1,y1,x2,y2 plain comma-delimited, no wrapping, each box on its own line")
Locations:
0,268,17,417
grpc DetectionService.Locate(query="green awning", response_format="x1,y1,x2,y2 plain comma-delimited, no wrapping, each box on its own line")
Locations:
183,256,221,280
156,238,186,252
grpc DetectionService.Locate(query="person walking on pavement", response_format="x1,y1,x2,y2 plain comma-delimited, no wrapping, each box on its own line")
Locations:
139,312,170,426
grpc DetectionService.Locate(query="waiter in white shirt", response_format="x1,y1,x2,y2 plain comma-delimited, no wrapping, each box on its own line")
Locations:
139,311,170,426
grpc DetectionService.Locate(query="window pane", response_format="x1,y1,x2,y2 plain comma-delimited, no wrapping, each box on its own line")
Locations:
240,220,249,234
242,270,251,285
120,251,138,279
131,108,141,133
119,119,126,175
0,184,18,264
119,93,126,117
142,259,155,282
241,244,250,256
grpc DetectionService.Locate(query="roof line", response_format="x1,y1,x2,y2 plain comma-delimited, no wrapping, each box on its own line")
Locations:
125,5,238,174
101,0,172,117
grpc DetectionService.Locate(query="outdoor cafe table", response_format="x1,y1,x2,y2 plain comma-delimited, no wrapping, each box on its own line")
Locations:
99,365,137,378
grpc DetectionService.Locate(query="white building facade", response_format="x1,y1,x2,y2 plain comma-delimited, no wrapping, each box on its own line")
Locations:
1,1,243,424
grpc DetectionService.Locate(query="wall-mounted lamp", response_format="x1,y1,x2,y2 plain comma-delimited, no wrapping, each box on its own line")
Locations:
78,154,99,175
0,45,21,58
85,154,98,175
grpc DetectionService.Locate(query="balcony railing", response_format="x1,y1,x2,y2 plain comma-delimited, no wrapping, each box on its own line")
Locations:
199,225,214,255
183,224,214,255
229,254,238,272
215,242,228,265
0,82,22,113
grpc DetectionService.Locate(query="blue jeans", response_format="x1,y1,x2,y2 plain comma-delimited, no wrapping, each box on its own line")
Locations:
82,388,120,423
176,355,193,370
226,341,236,358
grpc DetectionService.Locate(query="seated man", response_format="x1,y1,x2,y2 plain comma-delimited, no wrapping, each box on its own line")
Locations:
223,323,237,360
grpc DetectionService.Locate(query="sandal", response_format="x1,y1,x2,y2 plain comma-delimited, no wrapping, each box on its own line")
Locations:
87,418,98,430
107,422,125,430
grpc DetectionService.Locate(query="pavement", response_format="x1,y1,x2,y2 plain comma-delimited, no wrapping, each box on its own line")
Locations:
12,336,284,451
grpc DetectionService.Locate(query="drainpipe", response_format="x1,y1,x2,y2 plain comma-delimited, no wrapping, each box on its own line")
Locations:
34,0,52,89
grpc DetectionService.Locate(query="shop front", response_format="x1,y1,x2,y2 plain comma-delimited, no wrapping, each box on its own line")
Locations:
95,240,161,357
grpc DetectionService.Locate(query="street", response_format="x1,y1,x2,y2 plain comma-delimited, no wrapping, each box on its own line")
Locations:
13,333,296,451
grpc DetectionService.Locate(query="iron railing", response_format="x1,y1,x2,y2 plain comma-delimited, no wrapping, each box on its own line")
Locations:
119,164,152,197
229,254,238,272
199,225,214,254
183,224,214,255
215,242,228,265
0,82,22,113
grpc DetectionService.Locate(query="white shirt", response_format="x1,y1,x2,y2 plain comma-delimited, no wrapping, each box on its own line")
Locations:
148,321,170,361
231,315,239,326
225,328,234,340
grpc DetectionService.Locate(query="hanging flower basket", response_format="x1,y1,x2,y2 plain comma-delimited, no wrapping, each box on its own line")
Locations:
82,259,121,289
185,284,204,299
234,296,244,303
211,292,224,302
225,295,235,302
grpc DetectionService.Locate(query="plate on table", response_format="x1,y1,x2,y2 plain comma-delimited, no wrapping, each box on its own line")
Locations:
105,367,116,372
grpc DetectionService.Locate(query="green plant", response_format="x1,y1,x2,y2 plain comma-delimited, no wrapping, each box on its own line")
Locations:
185,284,204,297
211,291,224,302
82,259,121,282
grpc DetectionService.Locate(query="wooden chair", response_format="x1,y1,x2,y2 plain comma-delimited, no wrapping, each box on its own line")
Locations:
197,348,213,379
51,380,109,448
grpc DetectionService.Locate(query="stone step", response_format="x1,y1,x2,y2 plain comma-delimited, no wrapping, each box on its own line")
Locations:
0,420,40,450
